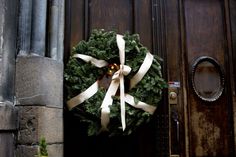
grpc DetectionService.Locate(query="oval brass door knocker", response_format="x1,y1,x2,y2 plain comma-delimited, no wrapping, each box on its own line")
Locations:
191,56,224,102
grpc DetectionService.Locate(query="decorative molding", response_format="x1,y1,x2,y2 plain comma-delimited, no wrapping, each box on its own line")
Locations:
18,0,32,56
18,0,64,60
151,0,169,157
31,0,47,56
48,0,65,61
57,0,65,62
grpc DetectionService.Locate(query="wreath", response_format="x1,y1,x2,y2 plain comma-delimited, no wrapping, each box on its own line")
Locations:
64,29,166,136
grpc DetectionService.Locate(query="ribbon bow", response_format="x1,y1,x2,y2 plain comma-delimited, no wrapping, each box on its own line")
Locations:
100,35,131,131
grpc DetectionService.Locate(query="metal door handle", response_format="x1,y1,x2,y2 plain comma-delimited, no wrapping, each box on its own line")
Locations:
172,110,180,144
175,118,180,144
169,86,180,156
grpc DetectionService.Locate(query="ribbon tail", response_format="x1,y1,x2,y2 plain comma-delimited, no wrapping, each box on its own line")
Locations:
100,78,119,130
116,34,127,131
120,75,126,131
124,94,156,114
100,107,110,131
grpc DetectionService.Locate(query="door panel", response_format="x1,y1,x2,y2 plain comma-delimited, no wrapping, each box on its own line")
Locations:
184,0,234,156
89,0,133,33
185,0,225,62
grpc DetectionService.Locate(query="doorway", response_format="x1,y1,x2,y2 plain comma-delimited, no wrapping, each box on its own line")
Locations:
64,0,236,156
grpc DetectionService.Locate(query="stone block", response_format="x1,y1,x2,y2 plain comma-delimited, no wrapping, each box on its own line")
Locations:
47,144,64,157
16,56,63,108
0,102,18,130
16,144,63,157
16,145,38,157
0,133,15,157
17,106,63,144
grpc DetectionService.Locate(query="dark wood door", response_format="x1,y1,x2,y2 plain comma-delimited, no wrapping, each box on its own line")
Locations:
64,0,236,157
166,0,236,156
64,0,169,157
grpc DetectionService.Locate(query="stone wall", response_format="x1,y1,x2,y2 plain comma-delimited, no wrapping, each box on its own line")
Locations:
0,0,65,156
15,0,65,156
0,103,18,157
16,56,64,157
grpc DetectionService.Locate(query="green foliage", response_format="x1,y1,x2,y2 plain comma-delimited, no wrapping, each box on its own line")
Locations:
64,29,167,136
36,137,48,157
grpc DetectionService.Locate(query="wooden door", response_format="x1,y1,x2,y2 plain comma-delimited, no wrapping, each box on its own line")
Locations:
64,0,236,157
64,0,169,157
166,0,235,156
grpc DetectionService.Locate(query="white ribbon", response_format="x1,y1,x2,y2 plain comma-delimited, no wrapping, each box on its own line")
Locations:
130,52,154,89
67,81,99,110
73,54,108,68
124,94,156,114
100,34,131,131
67,34,156,132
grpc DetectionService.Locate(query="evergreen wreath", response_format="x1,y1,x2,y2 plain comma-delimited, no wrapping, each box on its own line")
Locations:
64,29,166,136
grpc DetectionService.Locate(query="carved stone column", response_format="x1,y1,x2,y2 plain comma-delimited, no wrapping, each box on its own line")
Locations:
18,0,32,56
31,0,47,56
49,0,65,61
58,0,65,62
